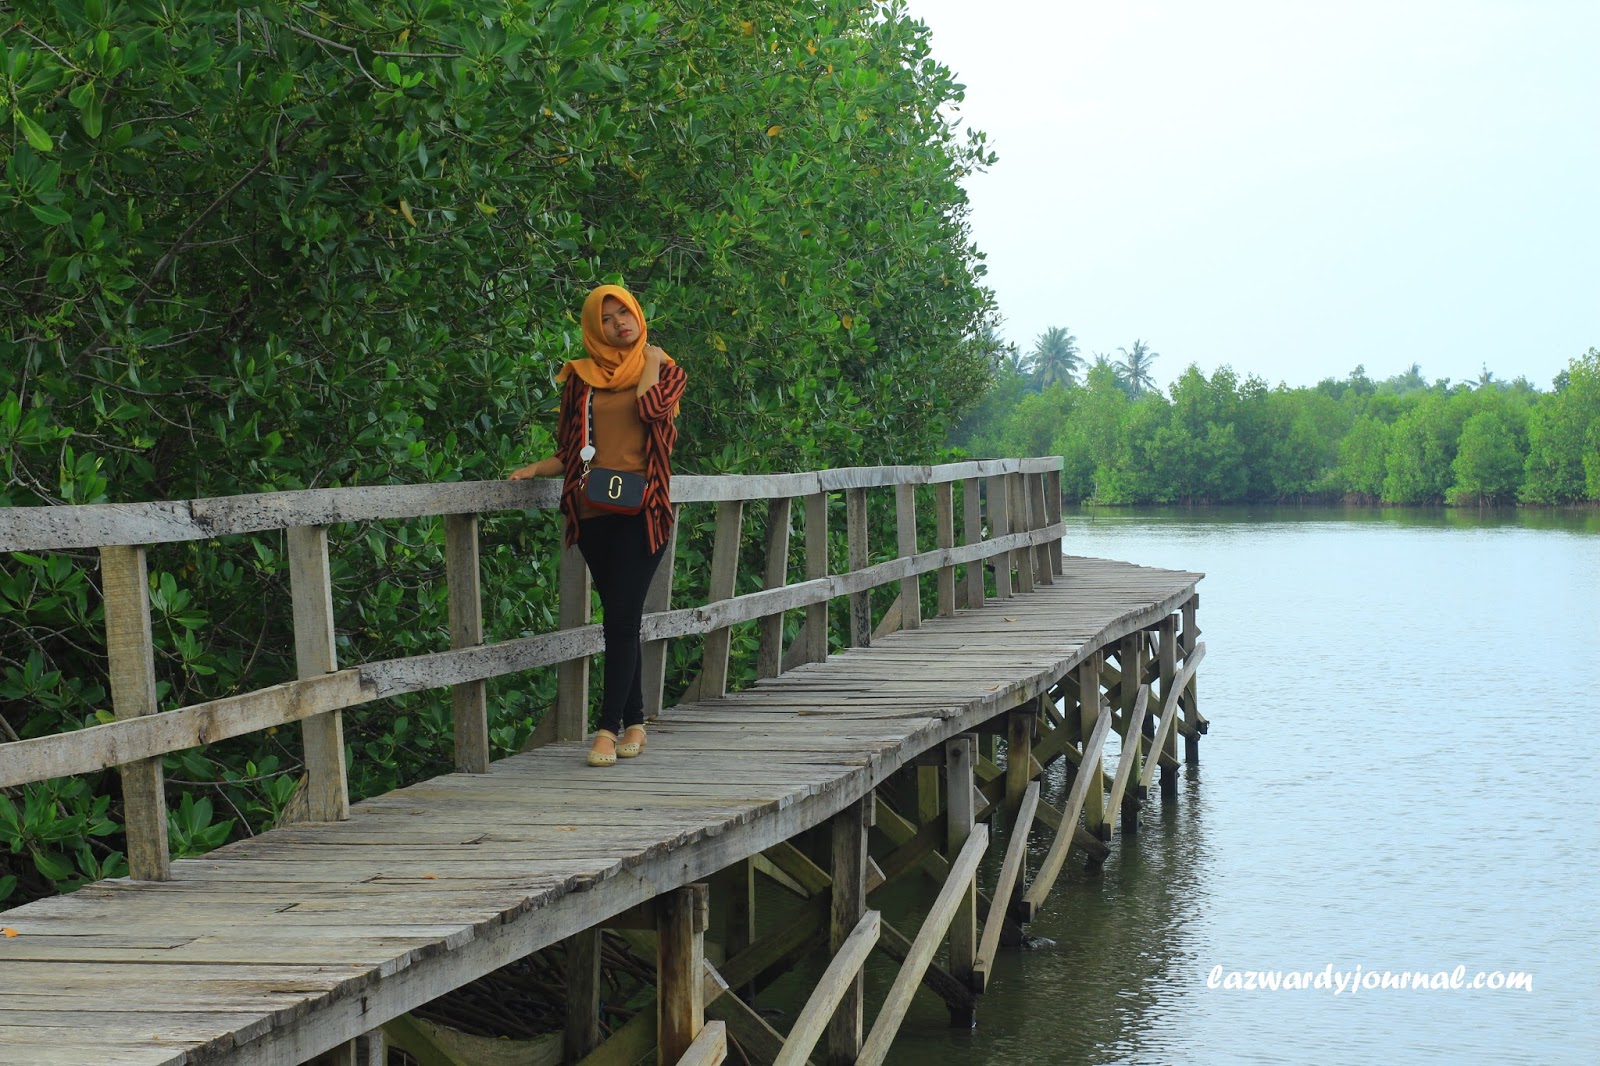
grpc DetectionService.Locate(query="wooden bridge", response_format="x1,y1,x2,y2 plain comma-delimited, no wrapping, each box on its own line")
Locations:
0,459,1205,1066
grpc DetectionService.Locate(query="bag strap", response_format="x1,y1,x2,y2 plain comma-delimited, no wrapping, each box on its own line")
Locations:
580,385,597,477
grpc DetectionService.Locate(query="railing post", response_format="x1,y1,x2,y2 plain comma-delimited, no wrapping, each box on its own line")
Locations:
828,796,870,1063
933,481,955,618
1045,467,1064,576
556,544,590,741
99,544,171,881
444,514,489,773
845,487,870,647
961,478,984,609
944,734,978,1012
893,482,920,631
756,497,792,679
985,474,1012,599
657,883,710,1066
804,492,829,663
701,500,743,698
1028,472,1051,586
287,526,349,821
1008,471,1034,594
642,508,680,718
1006,701,1034,811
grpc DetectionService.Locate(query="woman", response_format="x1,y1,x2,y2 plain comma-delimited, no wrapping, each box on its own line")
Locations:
510,285,687,766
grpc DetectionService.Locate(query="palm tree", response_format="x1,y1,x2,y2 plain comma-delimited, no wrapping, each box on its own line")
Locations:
1116,339,1159,397
1029,326,1081,388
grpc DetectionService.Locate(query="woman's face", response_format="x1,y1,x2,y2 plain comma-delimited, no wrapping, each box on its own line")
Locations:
599,296,639,346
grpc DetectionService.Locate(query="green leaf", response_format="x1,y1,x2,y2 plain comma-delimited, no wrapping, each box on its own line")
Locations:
16,113,53,153
30,204,70,225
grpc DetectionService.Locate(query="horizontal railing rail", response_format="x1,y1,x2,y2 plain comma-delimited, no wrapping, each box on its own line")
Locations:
0,458,1066,882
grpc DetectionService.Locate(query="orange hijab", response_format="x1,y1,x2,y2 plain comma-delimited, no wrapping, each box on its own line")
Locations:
557,286,678,411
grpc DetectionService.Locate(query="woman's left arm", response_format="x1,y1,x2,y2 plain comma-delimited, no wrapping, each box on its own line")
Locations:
637,348,686,422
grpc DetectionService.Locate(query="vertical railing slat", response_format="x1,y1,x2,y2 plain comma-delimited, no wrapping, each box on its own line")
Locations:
893,482,920,631
1045,467,1064,576
287,525,349,821
985,475,1012,599
933,481,955,617
99,544,171,881
962,478,984,609
1028,473,1051,586
444,513,489,773
555,544,590,741
803,492,829,664
700,499,743,699
845,487,870,647
756,498,792,679
641,508,680,719
1008,471,1034,594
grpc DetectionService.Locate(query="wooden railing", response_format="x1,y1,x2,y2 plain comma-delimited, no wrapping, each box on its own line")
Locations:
0,459,1065,880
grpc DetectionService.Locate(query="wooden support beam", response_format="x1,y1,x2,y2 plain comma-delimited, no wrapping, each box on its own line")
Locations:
1006,703,1034,810
857,827,989,1066
1020,705,1113,922
701,500,744,699
894,483,920,631
961,478,984,610
287,525,349,822
778,911,879,1066
710,860,754,987
1079,653,1106,841
757,497,792,680
972,780,1039,991
444,513,489,774
99,544,169,879
642,508,680,718
564,927,602,1063
845,488,870,647
658,884,710,1066
933,481,956,617
555,543,591,741
984,475,1011,599
1141,644,1206,793
1156,615,1179,800
1181,595,1202,764
676,1020,727,1066
803,492,829,664
944,735,977,1006
828,797,870,1064
1107,685,1150,839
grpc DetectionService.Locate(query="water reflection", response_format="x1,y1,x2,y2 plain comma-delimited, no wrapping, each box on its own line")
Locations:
870,510,1599,1065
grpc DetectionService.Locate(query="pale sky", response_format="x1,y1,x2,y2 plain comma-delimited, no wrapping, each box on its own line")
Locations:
903,0,1600,391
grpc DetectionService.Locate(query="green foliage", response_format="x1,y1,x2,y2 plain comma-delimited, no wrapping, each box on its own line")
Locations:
961,352,1597,507
2,0,998,908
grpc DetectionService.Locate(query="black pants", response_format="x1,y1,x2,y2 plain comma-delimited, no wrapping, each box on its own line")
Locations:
577,512,666,735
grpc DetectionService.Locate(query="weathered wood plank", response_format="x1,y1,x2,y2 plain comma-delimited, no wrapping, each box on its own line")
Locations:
756,497,793,680
894,482,920,631
444,513,489,774
776,911,879,1066
973,780,1038,988
288,526,349,823
803,491,830,665
855,827,987,1066
96,545,170,881
846,488,870,647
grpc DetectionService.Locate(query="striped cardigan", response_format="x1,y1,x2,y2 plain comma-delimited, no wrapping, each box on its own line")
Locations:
555,363,687,554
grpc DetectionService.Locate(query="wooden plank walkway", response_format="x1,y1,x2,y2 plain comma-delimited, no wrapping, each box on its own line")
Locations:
0,555,1201,1066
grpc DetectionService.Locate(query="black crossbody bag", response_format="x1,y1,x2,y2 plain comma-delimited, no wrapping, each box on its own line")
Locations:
580,386,646,516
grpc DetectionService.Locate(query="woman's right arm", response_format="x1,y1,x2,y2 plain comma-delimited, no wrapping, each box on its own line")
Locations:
509,456,562,480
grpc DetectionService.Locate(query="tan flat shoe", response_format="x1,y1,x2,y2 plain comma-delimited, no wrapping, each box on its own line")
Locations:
617,725,647,758
587,729,618,767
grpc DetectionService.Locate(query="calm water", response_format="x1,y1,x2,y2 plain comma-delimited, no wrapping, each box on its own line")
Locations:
854,507,1600,1065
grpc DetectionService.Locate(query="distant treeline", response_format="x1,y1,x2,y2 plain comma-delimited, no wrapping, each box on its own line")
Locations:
952,350,1600,506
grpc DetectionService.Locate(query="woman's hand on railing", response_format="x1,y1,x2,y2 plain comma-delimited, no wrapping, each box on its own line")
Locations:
510,457,562,480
